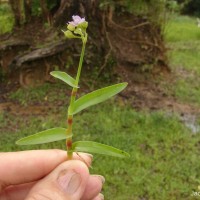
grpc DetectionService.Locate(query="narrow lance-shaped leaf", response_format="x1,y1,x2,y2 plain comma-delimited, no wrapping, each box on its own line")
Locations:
50,71,79,88
16,127,71,145
71,141,130,158
72,82,128,115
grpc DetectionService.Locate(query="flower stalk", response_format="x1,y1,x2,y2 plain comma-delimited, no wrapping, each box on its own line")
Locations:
65,17,88,158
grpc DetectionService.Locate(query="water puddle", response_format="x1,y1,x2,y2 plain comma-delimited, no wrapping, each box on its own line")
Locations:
180,114,200,134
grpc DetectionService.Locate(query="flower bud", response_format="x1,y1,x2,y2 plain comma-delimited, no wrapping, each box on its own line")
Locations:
67,24,75,31
74,28,82,36
77,21,88,30
63,30,76,39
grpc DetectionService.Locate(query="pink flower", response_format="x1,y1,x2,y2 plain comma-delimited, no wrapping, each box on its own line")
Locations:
68,15,85,27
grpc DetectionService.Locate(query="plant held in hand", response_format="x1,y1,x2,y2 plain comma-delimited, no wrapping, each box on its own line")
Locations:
16,15,130,159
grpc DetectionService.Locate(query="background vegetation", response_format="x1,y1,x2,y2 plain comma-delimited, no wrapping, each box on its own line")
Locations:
165,15,200,106
0,3,13,34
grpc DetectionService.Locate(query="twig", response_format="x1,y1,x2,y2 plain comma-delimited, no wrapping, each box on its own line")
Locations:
109,20,150,30
98,48,111,76
115,32,163,51
106,8,149,30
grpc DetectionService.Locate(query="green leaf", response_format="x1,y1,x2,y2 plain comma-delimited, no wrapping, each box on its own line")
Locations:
72,82,128,114
50,71,78,88
16,127,71,145
72,141,130,158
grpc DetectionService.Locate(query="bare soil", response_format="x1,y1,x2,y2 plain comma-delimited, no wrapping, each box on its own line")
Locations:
118,65,200,115
0,65,200,119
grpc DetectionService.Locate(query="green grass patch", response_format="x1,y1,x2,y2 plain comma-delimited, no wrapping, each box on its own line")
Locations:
169,46,200,74
1,102,200,199
175,78,200,105
9,83,70,105
165,15,200,42
165,15,200,106
0,3,14,34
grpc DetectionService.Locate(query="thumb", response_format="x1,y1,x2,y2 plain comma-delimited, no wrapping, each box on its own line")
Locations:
25,160,89,200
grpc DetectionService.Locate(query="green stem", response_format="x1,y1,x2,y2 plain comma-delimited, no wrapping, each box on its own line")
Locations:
75,34,87,85
66,34,87,158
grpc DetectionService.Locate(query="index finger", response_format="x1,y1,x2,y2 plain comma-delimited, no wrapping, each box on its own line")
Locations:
0,150,92,190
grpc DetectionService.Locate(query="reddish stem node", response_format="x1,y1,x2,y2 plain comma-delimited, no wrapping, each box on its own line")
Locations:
67,140,72,149
68,118,73,125
71,90,77,96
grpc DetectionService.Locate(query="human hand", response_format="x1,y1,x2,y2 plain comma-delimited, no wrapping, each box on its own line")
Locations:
0,150,104,200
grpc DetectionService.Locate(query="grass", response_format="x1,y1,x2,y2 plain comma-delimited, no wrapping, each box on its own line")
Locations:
1,102,200,199
165,15,200,42
9,83,69,105
165,14,200,106
0,3,14,34
175,78,200,105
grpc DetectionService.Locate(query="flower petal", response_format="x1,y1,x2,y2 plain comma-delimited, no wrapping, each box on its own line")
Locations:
72,15,85,25
68,21,76,26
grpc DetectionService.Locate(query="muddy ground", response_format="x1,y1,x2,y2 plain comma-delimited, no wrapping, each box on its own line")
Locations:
0,65,199,117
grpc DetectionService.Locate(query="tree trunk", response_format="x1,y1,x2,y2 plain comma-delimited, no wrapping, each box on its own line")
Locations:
39,0,50,24
24,0,32,23
52,0,168,72
52,0,75,27
9,0,23,27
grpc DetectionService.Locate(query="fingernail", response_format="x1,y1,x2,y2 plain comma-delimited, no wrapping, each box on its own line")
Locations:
85,153,93,160
99,193,104,200
94,175,105,184
57,170,81,194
